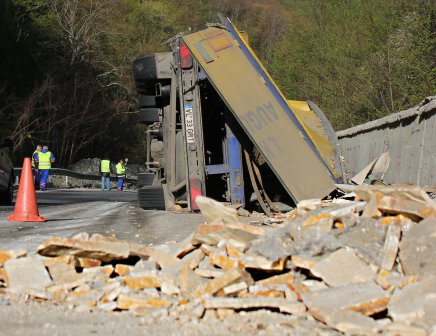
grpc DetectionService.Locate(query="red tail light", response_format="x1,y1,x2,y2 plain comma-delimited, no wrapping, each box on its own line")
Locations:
189,178,202,210
180,41,193,69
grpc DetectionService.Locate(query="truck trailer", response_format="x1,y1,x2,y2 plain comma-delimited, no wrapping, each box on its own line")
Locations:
133,15,343,214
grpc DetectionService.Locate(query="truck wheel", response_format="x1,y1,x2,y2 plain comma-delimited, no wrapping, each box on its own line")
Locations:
138,185,165,210
138,108,161,124
0,174,14,205
133,55,157,81
137,173,155,188
138,95,156,108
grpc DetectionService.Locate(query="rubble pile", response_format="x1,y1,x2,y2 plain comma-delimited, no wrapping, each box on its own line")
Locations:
1,186,435,335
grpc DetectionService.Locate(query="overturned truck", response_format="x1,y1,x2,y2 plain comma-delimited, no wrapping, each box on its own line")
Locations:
133,16,344,212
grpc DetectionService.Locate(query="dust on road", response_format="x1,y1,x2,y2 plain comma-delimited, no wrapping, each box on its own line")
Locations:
0,191,204,251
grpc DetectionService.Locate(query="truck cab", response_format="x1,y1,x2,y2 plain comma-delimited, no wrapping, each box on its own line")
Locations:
133,16,343,213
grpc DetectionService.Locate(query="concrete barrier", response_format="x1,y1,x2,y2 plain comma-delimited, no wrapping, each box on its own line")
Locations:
337,97,436,187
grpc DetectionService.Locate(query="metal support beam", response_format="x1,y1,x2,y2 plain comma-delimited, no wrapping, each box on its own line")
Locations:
226,125,244,205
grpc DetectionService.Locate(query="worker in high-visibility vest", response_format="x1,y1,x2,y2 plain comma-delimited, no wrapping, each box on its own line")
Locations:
116,158,128,191
35,145,55,191
31,145,42,189
100,157,112,191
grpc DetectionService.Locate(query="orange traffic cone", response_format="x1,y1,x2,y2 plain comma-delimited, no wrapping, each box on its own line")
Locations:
7,157,46,222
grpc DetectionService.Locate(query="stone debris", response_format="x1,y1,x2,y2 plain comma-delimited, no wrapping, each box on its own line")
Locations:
313,308,380,335
399,215,436,277
301,281,390,316
310,248,375,287
388,276,436,328
4,256,52,292
0,187,435,334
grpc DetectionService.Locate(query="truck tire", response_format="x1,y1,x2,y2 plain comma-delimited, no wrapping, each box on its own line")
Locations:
138,95,156,108
138,108,160,124
137,173,155,188
133,55,157,81
0,174,14,205
138,185,165,210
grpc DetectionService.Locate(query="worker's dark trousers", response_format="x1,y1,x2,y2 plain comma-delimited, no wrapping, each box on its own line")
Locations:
39,169,50,191
117,175,125,191
33,168,40,187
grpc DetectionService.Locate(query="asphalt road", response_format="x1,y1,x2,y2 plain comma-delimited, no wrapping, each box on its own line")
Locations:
0,188,204,251
0,188,138,211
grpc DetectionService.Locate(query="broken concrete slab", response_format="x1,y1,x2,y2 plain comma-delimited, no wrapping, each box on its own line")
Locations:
42,255,74,268
337,217,386,267
241,255,285,271
383,323,427,336
223,281,248,295
256,272,294,287
297,199,321,213
45,271,98,293
117,294,172,310
132,260,156,273
311,248,375,287
179,249,204,270
149,248,180,271
192,268,243,298
203,297,306,315
122,273,164,290
302,281,390,316
100,282,122,303
179,266,208,294
241,285,285,298
216,308,236,319
355,185,436,219
302,213,334,231
399,216,436,277
313,308,380,336
4,256,52,292
290,255,318,271
375,270,418,290
37,236,130,262
128,243,154,259
194,268,225,279
196,196,241,224
161,281,180,296
167,233,196,258
380,218,403,271
114,264,133,277
47,261,79,284
388,276,436,328
209,251,239,270
301,280,329,292
75,258,102,268
192,223,263,246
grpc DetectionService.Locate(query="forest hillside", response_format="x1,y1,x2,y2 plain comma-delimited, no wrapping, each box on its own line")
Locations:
0,0,434,165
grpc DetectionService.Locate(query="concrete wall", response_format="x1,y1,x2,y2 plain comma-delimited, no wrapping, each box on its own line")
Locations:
337,97,436,187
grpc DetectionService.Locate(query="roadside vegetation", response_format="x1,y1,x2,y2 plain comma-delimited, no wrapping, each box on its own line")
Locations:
0,0,434,165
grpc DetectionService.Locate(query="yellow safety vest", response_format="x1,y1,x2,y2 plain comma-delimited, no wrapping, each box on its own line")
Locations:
38,151,52,170
101,160,111,173
31,150,38,168
116,163,126,175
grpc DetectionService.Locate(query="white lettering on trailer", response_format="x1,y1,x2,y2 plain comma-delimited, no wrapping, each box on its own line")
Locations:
184,104,195,143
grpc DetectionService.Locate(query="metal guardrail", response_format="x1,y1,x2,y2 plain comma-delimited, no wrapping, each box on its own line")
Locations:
13,168,137,184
